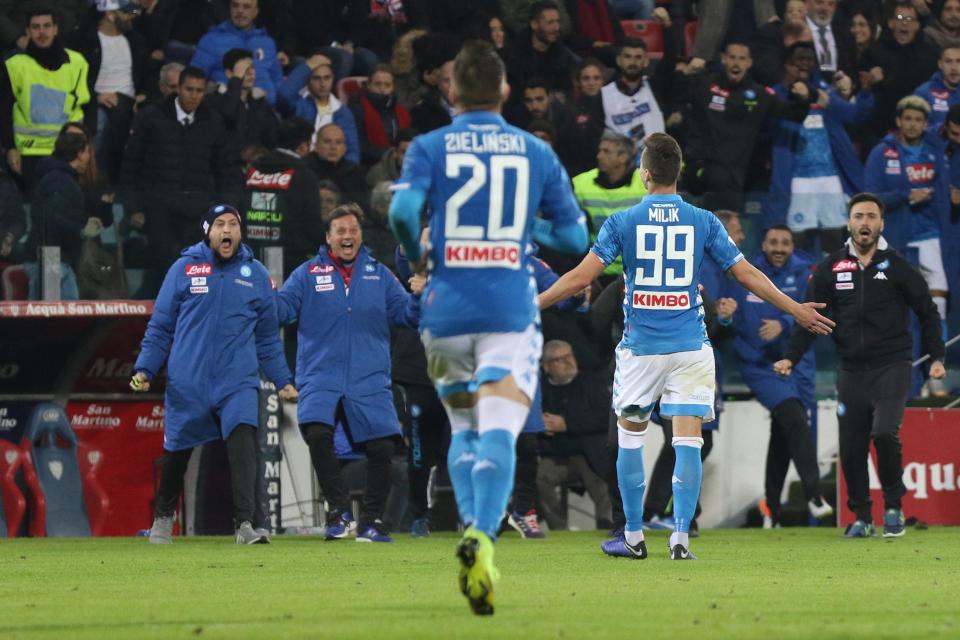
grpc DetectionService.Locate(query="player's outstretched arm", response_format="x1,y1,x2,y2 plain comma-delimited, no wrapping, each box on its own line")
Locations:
729,260,834,336
538,251,605,309
388,187,426,262
531,217,589,254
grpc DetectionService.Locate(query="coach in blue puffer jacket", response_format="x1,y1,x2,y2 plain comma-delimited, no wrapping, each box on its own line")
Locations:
133,204,295,544
729,226,830,525
277,203,419,542
191,6,284,106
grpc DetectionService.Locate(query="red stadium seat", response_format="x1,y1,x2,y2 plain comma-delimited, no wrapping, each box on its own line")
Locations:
337,76,367,104
0,440,27,537
621,20,664,54
77,445,110,537
685,21,699,56
16,445,46,537
1,264,28,300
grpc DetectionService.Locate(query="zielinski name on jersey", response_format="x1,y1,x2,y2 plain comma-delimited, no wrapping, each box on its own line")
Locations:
632,291,691,310
444,131,527,153
444,240,521,269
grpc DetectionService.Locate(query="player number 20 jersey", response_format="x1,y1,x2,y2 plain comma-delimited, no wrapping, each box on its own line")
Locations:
396,111,583,337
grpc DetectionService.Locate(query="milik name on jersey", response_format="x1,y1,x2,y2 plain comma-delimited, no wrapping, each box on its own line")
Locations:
648,206,680,223
444,131,527,154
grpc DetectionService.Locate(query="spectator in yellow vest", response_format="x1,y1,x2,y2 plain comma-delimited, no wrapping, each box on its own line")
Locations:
1,6,92,187
571,131,647,280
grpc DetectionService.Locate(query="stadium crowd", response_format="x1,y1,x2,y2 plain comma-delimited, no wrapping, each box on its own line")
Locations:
1,0,957,537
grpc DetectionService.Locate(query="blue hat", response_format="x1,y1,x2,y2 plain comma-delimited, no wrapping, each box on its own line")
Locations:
96,0,141,13
202,204,242,239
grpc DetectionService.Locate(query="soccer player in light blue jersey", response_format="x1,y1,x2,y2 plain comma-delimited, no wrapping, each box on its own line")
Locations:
388,40,588,615
538,133,833,560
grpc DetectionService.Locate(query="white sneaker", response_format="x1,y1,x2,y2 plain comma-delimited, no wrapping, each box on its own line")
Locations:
808,497,834,519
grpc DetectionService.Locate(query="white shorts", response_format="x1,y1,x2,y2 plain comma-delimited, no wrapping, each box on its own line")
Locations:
787,175,848,232
908,237,949,292
613,344,716,422
420,324,542,402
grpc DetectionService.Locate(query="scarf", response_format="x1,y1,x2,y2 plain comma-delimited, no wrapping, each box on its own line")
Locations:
328,250,355,289
360,91,411,148
26,37,69,71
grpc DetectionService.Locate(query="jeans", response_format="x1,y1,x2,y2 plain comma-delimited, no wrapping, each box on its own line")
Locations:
24,261,79,300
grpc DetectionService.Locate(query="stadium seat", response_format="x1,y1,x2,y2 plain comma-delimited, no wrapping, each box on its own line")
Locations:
337,76,367,104
0,440,27,537
21,403,92,537
685,21,699,57
1,264,28,300
77,445,109,536
621,20,664,57
13,442,46,537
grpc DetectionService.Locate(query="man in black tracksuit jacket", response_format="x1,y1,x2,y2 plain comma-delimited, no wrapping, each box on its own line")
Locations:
243,118,323,278
775,193,945,538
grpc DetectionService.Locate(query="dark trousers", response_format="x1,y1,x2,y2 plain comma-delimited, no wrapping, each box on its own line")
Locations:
302,422,395,529
764,398,822,517
837,362,911,522
402,383,449,520
512,432,540,514
155,424,258,525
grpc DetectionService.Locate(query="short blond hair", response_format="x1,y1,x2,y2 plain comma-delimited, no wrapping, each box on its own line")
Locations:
897,95,931,119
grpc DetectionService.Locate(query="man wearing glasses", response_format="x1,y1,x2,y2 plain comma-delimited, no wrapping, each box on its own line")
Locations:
858,2,938,141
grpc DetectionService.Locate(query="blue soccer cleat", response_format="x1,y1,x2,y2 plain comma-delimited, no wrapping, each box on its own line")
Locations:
643,514,674,530
507,509,545,539
882,509,906,538
600,533,648,559
844,520,877,538
356,521,394,543
324,510,355,540
410,517,431,538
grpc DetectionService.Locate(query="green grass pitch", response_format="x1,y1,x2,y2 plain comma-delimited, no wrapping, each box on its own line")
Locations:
1,528,958,639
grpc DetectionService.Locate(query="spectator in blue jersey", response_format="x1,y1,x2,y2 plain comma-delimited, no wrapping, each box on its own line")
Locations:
864,95,951,338
915,46,960,134
539,132,833,562
767,42,873,254
276,53,361,164
729,225,833,527
131,204,297,545
277,203,420,544
190,0,283,106
389,40,588,615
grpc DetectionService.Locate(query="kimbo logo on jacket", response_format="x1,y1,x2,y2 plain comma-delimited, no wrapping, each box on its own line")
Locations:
246,168,295,190
185,263,212,276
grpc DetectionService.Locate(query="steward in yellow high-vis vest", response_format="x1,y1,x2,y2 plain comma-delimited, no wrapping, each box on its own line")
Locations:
571,165,646,276
4,46,89,157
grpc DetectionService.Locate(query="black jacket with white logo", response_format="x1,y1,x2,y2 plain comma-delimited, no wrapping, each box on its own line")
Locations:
785,239,944,370
244,149,323,277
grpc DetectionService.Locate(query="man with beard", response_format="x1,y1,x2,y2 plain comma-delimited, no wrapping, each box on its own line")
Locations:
132,204,298,545
1,6,92,187
513,1,579,94
775,193,945,538
600,38,669,152
804,0,857,80
924,0,960,52
916,46,960,133
679,41,813,211
730,225,833,528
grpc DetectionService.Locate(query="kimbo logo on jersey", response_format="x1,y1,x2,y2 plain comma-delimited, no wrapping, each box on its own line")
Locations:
444,240,521,269
632,291,691,310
